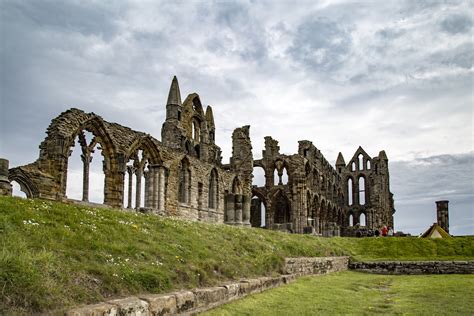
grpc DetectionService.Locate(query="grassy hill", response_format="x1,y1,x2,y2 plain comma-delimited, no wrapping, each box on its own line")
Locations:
1,196,473,313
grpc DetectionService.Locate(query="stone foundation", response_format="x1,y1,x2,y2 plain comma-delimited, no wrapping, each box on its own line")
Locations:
66,256,348,315
350,260,474,274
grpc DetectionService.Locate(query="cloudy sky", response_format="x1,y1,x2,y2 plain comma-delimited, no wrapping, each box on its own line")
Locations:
1,0,472,235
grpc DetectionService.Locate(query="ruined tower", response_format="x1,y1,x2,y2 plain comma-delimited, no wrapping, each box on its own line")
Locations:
228,125,253,226
161,76,185,150
436,200,449,233
0,158,12,196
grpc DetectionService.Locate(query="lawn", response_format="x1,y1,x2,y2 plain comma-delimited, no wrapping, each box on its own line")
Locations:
0,196,473,313
205,271,474,315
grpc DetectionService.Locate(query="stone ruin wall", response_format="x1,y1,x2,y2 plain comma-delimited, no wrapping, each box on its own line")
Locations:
250,137,395,236
1,76,394,235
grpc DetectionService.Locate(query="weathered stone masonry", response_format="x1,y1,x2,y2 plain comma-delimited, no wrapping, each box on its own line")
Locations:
2,76,394,235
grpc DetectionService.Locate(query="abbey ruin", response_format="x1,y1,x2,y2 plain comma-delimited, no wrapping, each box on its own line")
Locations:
0,76,395,236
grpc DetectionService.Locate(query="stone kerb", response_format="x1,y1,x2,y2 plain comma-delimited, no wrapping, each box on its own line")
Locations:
66,256,348,315
349,260,474,275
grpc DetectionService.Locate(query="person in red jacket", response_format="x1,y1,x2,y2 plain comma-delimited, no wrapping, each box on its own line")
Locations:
381,225,388,237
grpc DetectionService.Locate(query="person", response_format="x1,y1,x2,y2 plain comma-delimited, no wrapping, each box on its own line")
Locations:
381,225,388,237
374,229,380,237
388,227,394,236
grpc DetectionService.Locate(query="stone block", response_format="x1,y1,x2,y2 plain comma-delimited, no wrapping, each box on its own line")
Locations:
66,303,118,316
139,294,176,316
281,274,297,284
223,283,240,300
239,278,262,295
193,286,227,308
173,291,195,313
107,297,149,316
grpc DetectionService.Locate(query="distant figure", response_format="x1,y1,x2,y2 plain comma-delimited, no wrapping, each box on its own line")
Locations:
374,229,380,237
388,227,394,236
381,225,388,237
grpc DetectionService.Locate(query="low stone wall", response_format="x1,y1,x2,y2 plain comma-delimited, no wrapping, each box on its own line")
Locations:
350,261,474,275
283,256,349,275
67,256,348,315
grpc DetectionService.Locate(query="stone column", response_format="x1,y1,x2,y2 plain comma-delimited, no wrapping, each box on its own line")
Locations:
0,158,12,196
126,166,134,208
234,194,243,225
151,166,159,209
242,195,251,226
225,194,235,224
80,153,91,202
144,170,150,208
158,167,166,212
135,168,143,209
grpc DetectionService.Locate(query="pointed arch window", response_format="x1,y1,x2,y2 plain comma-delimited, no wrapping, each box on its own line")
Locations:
347,178,353,206
360,213,366,226
359,177,366,205
358,154,364,171
179,159,191,204
192,119,200,142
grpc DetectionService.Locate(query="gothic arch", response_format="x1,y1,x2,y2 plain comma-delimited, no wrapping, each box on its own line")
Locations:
208,168,219,209
8,169,39,198
126,136,162,166
178,157,192,204
271,189,291,224
231,176,242,194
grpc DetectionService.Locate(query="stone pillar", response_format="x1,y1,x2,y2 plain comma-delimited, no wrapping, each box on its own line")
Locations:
235,194,243,225
81,153,91,202
158,167,166,212
126,166,134,208
0,158,12,196
225,194,235,224
315,218,320,234
151,166,159,209
135,168,143,209
242,195,251,226
436,200,449,233
144,170,151,208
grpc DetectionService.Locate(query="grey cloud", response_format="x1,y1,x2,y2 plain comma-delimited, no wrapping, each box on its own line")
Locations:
288,17,352,74
376,28,406,40
2,0,123,40
441,13,472,34
430,43,473,69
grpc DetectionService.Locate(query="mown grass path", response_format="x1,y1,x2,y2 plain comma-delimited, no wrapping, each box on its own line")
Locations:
205,271,474,315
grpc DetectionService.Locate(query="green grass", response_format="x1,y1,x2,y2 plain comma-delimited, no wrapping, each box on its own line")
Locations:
0,196,473,313
205,271,474,315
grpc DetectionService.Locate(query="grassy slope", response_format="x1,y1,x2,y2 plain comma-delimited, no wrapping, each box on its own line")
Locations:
0,196,473,313
205,271,474,315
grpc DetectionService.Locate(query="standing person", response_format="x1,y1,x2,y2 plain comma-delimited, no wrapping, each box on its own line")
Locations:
381,225,388,237
388,227,394,236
